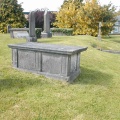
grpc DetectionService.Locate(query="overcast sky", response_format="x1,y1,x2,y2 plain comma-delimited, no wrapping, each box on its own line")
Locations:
18,0,120,12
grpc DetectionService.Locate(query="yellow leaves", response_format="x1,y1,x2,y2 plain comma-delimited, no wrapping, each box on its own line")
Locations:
53,0,116,36
53,1,78,29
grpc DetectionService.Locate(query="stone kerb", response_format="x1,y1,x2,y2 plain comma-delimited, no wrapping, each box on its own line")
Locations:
9,28,29,38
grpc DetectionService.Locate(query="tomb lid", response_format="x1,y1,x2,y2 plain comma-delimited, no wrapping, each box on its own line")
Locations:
8,43,87,55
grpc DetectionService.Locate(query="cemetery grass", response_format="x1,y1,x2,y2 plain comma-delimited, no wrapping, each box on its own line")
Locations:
0,34,120,120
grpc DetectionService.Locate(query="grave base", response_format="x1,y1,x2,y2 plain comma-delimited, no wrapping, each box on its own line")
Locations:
41,32,52,38
26,37,37,42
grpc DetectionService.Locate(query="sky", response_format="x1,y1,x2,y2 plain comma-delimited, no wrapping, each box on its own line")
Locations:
18,0,120,12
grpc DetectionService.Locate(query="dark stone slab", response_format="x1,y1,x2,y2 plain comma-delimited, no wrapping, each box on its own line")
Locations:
8,43,87,82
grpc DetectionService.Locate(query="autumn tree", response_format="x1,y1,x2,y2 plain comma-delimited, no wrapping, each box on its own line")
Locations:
80,0,116,36
54,0,116,36
0,0,26,33
53,0,82,33
61,0,83,9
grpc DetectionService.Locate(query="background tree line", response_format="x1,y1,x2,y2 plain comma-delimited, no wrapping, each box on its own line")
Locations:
54,0,117,36
0,0,26,33
0,0,118,36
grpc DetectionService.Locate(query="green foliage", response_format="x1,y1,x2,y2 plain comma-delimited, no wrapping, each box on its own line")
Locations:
61,0,83,9
51,28,73,36
53,1,79,32
0,0,26,33
54,0,116,36
22,28,42,38
35,28,42,38
100,3,117,35
0,0,3,5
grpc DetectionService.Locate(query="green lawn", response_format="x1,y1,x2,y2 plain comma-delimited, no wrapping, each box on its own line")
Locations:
0,34,120,120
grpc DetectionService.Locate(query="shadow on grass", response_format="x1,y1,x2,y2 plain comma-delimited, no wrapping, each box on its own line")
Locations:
74,66,113,86
0,74,47,92
0,66,113,91
102,35,120,42
111,39,120,43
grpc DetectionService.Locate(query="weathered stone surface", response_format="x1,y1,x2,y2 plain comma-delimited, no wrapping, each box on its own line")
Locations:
26,11,37,42
41,32,52,38
41,10,52,38
13,31,29,38
8,43,87,82
42,53,62,74
18,50,36,70
9,28,29,38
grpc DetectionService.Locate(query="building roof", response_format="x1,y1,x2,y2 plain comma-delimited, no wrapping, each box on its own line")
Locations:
23,12,30,15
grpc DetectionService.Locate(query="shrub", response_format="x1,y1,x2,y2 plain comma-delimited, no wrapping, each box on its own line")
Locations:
35,28,42,38
51,28,73,36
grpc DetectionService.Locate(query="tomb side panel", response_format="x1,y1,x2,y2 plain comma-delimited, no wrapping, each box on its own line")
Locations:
35,52,42,72
42,53,62,74
18,50,36,70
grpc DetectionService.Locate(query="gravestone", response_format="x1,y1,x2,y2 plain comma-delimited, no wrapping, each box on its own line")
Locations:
9,28,29,38
97,22,102,40
26,11,37,42
41,10,52,38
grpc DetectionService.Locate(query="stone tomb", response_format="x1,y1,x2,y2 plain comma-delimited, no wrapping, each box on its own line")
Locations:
8,43,87,82
9,28,29,38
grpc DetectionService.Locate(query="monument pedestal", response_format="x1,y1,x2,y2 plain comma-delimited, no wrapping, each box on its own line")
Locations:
8,43,87,82
26,37,37,42
41,32,52,38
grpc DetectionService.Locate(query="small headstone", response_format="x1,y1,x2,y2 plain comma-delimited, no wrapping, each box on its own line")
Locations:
26,11,37,42
7,25,11,33
41,10,52,38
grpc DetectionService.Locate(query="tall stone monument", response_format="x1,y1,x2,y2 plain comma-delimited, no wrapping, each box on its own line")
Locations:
26,11,37,42
41,10,52,38
97,22,102,41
